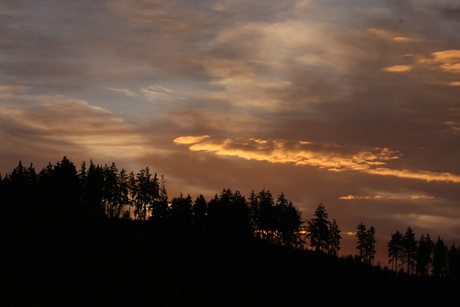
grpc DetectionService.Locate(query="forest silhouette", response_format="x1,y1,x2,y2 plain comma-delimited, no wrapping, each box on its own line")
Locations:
1,157,459,306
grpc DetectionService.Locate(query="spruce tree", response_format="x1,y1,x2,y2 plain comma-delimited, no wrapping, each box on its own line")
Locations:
433,236,448,277
388,231,403,271
307,204,331,252
402,227,417,274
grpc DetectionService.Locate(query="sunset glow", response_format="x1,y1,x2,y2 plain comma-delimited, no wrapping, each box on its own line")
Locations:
1,0,460,263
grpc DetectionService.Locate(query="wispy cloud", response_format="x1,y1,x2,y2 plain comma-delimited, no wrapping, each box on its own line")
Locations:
176,137,398,171
382,65,413,72
176,137,460,183
339,194,439,200
0,95,153,161
174,135,210,145
105,87,138,97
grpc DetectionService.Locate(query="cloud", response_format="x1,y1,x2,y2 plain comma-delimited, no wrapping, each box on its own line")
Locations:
0,94,153,164
174,135,210,145
339,195,395,200
364,168,460,183
410,195,437,200
392,213,460,229
339,194,439,200
176,137,460,184
178,137,398,171
381,65,413,72
105,87,138,97
417,50,460,72
368,28,413,42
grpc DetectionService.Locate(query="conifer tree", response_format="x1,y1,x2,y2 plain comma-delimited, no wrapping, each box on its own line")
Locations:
432,236,448,277
356,223,376,264
415,233,434,276
307,204,331,252
275,192,304,248
356,223,367,261
402,227,417,274
192,194,207,230
133,167,158,220
328,219,341,256
170,193,193,226
448,244,460,277
388,230,403,271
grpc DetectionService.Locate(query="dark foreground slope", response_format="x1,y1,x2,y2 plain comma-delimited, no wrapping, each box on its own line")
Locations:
2,217,458,307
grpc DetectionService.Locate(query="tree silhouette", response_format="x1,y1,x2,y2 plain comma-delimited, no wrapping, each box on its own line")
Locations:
328,219,341,256
307,204,331,252
388,231,403,272
81,161,105,219
432,236,448,277
192,194,207,230
415,233,434,276
103,163,123,218
366,226,376,265
207,189,252,241
149,174,169,220
51,157,81,218
448,244,460,278
356,223,376,264
251,189,277,242
170,193,193,227
133,167,158,220
275,192,304,248
402,227,417,274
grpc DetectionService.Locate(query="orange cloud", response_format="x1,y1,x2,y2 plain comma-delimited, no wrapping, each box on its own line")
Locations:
339,194,439,200
174,135,210,145
368,28,412,42
410,195,436,200
364,168,460,183
176,137,460,184
392,37,412,42
431,50,460,63
382,65,413,72
417,50,460,72
339,195,395,200
179,138,398,172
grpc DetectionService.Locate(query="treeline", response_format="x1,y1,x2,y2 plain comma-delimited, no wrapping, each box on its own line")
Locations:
2,157,459,279
387,227,460,278
0,157,304,248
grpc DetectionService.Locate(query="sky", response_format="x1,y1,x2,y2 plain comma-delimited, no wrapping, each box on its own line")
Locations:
1,0,460,263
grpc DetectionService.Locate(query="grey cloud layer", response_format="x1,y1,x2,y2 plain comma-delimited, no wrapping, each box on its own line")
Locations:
1,0,460,262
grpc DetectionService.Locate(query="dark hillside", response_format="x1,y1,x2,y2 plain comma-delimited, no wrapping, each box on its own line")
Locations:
2,217,458,306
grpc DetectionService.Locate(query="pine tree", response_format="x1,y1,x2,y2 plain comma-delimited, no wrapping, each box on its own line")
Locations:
402,227,417,274
448,244,460,277
415,233,434,276
307,204,331,252
432,236,448,277
356,223,367,261
328,219,341,256
250,189,276,242
133,167,158,220
366,226,376,265
192,194,207,230
388,231,403,271
356,223,376,264
149,173,168,220
275,192,304,248
170,193,193,227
